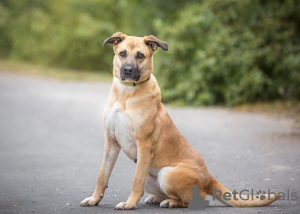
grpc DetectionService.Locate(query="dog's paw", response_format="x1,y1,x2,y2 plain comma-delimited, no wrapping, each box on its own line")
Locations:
145,195,164,204
114,201,136,210
80,196,101,207
160,199,180,208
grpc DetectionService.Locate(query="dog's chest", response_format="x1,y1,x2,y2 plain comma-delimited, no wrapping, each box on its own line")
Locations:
104,101,137,162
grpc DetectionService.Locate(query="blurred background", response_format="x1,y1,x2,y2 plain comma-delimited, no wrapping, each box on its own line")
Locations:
0,0,299,107
1,1,300,213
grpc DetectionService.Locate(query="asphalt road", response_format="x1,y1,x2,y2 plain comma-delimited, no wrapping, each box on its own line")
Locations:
0,72,299,214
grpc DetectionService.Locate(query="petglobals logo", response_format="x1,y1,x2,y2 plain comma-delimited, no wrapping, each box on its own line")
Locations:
212,189,298,201
179,186,298,210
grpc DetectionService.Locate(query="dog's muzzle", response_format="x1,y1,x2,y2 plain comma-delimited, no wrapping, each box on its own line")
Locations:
120,65,140,81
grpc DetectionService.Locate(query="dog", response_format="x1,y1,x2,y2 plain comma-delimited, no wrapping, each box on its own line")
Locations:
80,32,278,210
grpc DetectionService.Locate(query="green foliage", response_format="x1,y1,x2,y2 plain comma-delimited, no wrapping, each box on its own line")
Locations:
0,0,299,105
154,0,300,105
0,0,126,70
0,0,195,71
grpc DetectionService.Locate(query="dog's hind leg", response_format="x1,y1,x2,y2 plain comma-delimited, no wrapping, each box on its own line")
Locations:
157,165,207,208
144,173,168,204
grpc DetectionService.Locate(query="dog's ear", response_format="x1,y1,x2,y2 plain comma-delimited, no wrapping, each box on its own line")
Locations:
102,32,127,47
144,35,168,51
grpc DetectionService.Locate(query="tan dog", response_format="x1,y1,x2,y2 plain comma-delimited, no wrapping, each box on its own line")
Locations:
80,32,278,210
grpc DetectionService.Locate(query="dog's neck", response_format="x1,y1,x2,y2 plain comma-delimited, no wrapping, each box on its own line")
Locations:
119,76,151,87
111,74,161,104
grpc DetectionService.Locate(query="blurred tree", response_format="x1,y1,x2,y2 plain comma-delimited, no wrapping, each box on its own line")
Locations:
154,0,300,105
0,0,198,70
0,0,299,105
1,0,129,70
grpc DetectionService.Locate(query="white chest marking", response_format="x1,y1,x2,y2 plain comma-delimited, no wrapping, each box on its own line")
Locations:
104,101,137,162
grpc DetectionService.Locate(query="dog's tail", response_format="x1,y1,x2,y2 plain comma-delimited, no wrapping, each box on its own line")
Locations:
207,176,279,207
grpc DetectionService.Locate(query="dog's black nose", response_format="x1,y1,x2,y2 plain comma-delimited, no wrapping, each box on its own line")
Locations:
120,65,140,81
123,65,133,73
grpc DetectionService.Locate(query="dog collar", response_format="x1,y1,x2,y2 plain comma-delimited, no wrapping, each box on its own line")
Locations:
119,76,150,87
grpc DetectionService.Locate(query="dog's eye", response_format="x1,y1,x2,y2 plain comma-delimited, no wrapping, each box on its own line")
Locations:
119,51,126,58
137,53,144,59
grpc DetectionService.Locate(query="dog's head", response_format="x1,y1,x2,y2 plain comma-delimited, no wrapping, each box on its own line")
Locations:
103,32,168,82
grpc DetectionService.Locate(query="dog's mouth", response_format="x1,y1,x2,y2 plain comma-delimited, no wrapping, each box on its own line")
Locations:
121,74,140,82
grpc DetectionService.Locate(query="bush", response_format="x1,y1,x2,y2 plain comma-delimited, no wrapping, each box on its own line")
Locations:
1,0,299,105
0,0,133,71
0,0,192,71
154,0,300,106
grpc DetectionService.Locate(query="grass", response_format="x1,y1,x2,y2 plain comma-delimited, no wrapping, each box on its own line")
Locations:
234,100,300,125
0,59,113,82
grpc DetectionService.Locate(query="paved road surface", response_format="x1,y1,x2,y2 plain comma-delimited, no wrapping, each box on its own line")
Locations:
0,72,299,214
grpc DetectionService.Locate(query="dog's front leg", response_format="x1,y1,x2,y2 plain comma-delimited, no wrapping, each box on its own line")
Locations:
115,142,153,210
80,135,120,206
